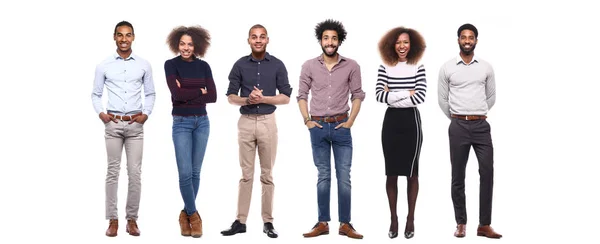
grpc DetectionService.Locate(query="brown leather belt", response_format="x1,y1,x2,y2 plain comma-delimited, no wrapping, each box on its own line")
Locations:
451,114,487,120
312,113,348,123
108,112,142,121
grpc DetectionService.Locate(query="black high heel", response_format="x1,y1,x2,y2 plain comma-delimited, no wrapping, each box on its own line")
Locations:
404,218,415,239
389,218,398,239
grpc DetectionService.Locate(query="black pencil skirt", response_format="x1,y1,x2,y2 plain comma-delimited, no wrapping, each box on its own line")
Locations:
381,107,423,177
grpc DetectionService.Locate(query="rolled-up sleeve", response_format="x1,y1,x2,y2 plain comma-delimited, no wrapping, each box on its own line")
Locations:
296,61,311,101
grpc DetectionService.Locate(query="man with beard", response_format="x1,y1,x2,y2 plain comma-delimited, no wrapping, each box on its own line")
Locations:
297,19,365,239
221,24,292,238
438,23,502,239
91,20,156,237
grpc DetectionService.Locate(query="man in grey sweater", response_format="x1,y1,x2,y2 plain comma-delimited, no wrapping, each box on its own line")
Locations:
438,23,502,239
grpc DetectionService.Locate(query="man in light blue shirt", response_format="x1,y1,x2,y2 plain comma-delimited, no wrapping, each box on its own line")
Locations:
91,20,155,237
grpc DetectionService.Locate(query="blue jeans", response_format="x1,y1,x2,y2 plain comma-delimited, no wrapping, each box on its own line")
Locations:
308,118,353,223
172,115,210,215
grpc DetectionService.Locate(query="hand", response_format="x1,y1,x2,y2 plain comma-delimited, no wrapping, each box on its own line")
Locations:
409,90,415,96
249,86,264,104
384,85,390,92
129,114,148,124
99,112,117,124
306,120,323,129
200,88,207,94
335,120,354,129
176,79,181,88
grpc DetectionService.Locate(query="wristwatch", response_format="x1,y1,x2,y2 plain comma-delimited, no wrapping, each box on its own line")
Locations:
304,116,311,124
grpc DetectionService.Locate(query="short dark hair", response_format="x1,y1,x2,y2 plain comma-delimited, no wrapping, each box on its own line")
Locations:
457,23,478,38
166,25,211,57
249,24,267,36
114,21,134,35
314,19,347,44
378,27,426,66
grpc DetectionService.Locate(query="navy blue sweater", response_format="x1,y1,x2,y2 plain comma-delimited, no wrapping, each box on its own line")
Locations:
164,56,217,116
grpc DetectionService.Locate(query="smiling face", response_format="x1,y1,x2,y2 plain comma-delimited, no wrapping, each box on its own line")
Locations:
179,34,194,61
320,30,339,57
248,27,269,54
395,32,410,62
114,25,134,54
458,29,477,55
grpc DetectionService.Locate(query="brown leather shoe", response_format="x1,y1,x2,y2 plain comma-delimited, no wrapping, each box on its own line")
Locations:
454,224,466,238
126,219,140,236
189,211,203,238
105,219,118,237
179,210,192,236
339,223,363,239
477,225,502,239
303,222,329,237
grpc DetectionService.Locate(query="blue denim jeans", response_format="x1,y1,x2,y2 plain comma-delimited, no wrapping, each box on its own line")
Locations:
308,118,353,223
172,115,210,215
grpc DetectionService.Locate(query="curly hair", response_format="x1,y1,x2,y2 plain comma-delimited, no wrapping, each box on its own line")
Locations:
314,19,347,44
166,25,211,57
378,27,426,66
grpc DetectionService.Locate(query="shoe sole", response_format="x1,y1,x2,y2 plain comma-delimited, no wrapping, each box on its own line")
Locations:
477,232,501,238
303,231,329,237
221,230,246,236
339,232,363,239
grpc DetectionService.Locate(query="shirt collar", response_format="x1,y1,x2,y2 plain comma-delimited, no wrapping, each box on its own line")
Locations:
456,55,478,65
317,53,345,64
113,51,136,61
247,52,272,62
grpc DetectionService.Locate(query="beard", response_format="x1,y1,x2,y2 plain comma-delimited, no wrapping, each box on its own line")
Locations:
321,45,339,57
460,43,476,55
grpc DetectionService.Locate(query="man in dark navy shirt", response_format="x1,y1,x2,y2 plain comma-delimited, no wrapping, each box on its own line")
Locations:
221,24,292,239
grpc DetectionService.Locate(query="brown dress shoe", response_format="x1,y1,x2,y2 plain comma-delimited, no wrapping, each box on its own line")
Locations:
303,222,329,237
477,225,502,239
339,223,363,239
126,219,140,236
189,211,203,238
454,224,466,238
105,219,118,237
179,210,192,236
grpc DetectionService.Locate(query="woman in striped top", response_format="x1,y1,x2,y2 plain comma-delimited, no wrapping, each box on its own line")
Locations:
375,27,426,239
164,25,217,238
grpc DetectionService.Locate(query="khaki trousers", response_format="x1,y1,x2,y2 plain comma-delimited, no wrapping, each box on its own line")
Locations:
236,113,277,223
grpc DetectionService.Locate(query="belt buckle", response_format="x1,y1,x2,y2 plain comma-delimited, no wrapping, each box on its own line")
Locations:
465,115,470,121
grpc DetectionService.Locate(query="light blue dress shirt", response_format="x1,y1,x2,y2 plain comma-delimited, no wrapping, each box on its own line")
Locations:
92,52,156,116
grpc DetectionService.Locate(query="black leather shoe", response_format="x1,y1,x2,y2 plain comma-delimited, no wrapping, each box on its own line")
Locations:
221,220,246,236
263,222,278,238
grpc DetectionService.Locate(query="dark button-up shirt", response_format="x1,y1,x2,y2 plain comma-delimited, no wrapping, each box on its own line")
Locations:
226,52,292,114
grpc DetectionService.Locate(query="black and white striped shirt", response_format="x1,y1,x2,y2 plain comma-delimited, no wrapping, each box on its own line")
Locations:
375,62,427,108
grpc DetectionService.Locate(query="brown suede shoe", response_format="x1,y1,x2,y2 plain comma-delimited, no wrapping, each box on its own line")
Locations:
189,211,203,238
454,224,466,238
179,210,192,236
106,219,118,237
477,225,502,239
339,223,363,239
126,219,140,236
303,222,329,237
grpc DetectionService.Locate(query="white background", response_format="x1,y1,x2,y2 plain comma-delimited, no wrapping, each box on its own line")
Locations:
1,0,598,243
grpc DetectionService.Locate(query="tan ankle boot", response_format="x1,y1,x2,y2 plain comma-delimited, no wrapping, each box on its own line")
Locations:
189,211,203,238
106,219,118,237
179,210,192,236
